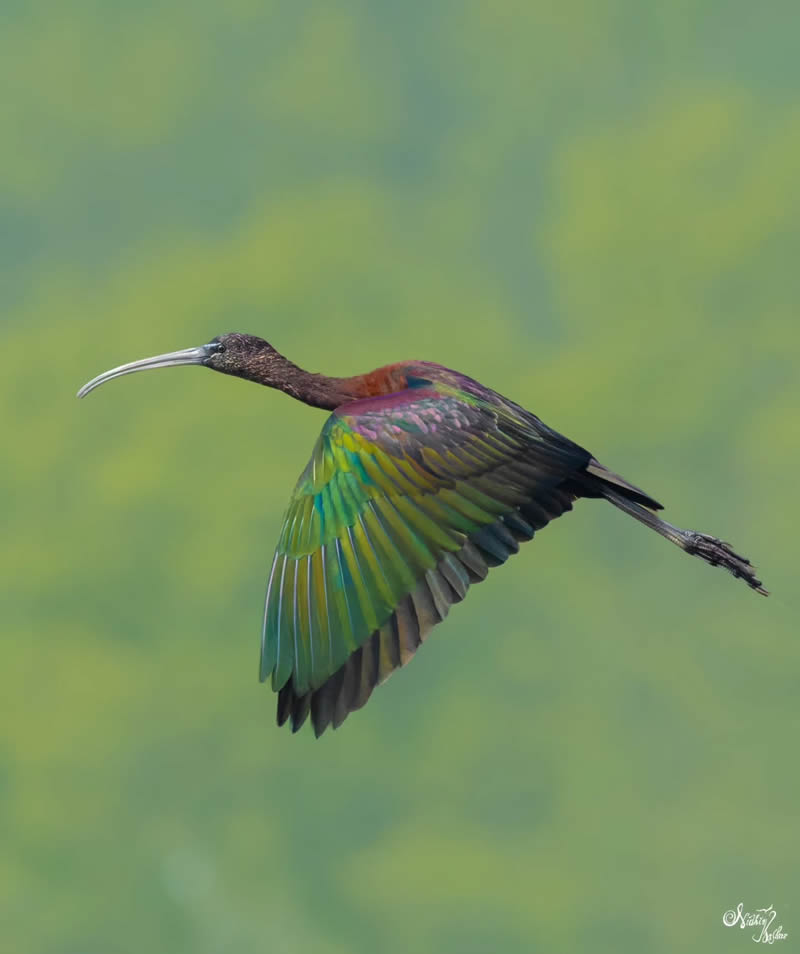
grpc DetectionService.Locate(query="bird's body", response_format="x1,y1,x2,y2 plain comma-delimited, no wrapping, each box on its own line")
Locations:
78,333,767,736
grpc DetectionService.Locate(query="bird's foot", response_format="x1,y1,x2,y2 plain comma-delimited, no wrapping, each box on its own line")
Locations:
684,532,768,595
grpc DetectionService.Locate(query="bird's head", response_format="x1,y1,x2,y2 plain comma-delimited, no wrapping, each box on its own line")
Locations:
203,333,285,381
77,333,285,398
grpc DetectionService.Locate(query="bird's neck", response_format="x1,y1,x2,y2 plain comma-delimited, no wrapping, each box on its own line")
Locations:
264,356,409,411
276,368,367,410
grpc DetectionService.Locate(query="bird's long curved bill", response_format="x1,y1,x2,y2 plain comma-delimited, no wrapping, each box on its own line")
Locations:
77,346,210,398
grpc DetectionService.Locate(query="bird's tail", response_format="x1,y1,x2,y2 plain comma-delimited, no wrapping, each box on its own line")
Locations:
601,486,768,596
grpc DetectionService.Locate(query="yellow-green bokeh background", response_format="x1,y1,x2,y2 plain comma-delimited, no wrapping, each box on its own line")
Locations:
3,3,799,952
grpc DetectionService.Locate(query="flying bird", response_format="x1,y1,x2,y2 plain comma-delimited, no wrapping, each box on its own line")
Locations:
78,333,767,736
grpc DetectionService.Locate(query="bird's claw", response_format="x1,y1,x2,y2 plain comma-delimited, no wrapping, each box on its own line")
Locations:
684,532,767,595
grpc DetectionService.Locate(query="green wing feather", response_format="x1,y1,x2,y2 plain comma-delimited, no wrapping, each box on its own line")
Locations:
261,384,589,735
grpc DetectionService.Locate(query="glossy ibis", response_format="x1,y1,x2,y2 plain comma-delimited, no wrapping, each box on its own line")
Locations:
78,333,767,735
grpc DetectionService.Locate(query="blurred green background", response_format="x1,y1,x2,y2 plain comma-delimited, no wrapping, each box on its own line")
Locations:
3,2,799,952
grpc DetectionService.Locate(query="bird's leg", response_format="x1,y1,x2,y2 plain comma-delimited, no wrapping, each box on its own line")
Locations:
601,489,768,595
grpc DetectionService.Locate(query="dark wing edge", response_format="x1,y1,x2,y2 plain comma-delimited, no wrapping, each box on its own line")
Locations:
277,485,576,736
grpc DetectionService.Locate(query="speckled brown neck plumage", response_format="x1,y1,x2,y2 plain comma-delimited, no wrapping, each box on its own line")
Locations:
269,362,417,411
211,335,413,411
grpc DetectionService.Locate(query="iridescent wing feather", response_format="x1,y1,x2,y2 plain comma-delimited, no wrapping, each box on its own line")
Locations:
260,383,591,735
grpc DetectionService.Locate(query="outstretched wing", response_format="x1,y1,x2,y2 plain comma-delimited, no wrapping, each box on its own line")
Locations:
261,384,590,735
